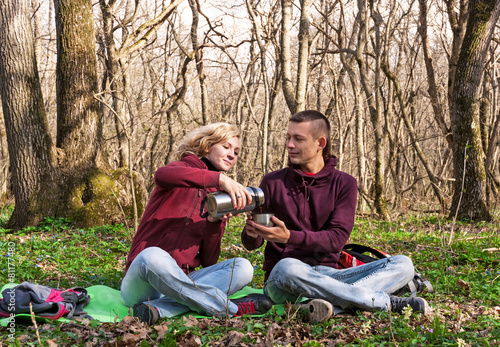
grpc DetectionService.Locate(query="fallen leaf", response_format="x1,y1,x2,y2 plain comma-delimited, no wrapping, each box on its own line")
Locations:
121,315,136,325
457,279,470,291
197,318,210,330
154,323,169,340
123,332,140,344
227,330,244,346
181,333,202,347
182,315,199,327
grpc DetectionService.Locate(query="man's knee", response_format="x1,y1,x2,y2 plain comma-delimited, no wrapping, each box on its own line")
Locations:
391,255,414,270
390,255,415,280
269,257,310,281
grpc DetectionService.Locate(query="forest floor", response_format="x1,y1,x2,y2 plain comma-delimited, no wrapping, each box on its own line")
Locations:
0,208,499,346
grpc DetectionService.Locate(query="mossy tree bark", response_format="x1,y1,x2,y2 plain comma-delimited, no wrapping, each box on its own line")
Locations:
0,0,146,229
449,0,500,221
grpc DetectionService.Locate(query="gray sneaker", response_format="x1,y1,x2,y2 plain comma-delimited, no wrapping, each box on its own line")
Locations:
133,303,160,325
299,299,333,323
390,296,431,316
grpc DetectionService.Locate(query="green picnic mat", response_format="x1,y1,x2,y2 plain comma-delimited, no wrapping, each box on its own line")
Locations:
0,283,280,327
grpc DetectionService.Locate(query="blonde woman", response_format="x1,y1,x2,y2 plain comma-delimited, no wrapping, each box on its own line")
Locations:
121,123,272,324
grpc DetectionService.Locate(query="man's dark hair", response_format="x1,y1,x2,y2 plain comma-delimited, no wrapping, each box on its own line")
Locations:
290,110,332,157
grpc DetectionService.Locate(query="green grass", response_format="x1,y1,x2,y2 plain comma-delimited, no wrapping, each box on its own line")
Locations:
0,210,499,346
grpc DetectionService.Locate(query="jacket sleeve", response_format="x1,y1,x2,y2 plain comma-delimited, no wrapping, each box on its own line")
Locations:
286,175,357,254
154,163,220,190
199,220,226,267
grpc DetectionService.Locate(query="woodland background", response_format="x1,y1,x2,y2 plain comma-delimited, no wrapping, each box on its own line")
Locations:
0,0,499,230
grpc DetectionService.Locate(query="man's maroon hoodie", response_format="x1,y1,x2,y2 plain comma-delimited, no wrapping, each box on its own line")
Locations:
242,156,358,280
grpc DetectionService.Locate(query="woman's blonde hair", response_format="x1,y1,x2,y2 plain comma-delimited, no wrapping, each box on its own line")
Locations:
175,123,240,160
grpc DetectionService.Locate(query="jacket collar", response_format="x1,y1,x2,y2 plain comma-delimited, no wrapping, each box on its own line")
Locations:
182,154,207,169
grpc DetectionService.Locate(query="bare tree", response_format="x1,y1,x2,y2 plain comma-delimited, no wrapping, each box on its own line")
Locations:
281,0,314,115
449,0,500,221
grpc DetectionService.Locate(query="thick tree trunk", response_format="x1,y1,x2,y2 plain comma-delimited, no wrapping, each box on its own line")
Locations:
449,0,500,221
0,0,147,229
54,0,101,170
0,0,55,228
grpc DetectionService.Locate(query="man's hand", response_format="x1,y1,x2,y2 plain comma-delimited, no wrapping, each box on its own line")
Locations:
245,215,290,243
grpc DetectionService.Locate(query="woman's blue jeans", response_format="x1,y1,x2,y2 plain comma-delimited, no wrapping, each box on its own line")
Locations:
263,255,414,313
121,247,253,318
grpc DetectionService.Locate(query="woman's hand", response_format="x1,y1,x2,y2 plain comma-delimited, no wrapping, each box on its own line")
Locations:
207,213,233,223
219,174,252,210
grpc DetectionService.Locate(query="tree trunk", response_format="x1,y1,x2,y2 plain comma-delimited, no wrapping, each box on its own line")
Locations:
0,0,55,228
418,0,453,147
100,0,129,168
446,0,469,111
449,0,500,221
188,0,209,124
246,0,271,173
281,0,296,114
0,0,147,229
295,0,312,113
280,0,312,115
356,0,390,220
54,0,101,169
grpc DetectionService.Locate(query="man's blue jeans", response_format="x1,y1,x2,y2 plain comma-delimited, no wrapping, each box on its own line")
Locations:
121,247,254,318
263,255,414,313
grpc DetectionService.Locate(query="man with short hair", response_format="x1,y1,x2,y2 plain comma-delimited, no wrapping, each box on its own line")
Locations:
242,110,430,323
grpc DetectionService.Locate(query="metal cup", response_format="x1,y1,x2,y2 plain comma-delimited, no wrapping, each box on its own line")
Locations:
204,186,265,218
252,213,274,227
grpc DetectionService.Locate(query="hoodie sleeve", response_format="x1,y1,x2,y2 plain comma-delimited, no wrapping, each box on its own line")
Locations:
154,161,220,190
286,175,357,254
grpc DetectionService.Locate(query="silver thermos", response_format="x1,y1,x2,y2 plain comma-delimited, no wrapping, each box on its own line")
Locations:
202,186,265,218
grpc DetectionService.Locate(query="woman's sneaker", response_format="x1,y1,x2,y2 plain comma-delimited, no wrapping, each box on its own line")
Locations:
231,294,274,316
132,303,160,325
299,299,333,323
389,296,431,316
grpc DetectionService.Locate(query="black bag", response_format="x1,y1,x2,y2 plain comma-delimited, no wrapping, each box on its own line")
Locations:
339,244,433,297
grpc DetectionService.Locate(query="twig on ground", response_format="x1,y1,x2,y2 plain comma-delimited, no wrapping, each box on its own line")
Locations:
30,303,43,346
482,248,499,253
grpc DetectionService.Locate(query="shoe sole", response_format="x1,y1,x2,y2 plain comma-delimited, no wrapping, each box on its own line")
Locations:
420,299,433,317
301,299,333,323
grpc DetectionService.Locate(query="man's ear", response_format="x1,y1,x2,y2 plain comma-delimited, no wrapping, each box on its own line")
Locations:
317,137,327,151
